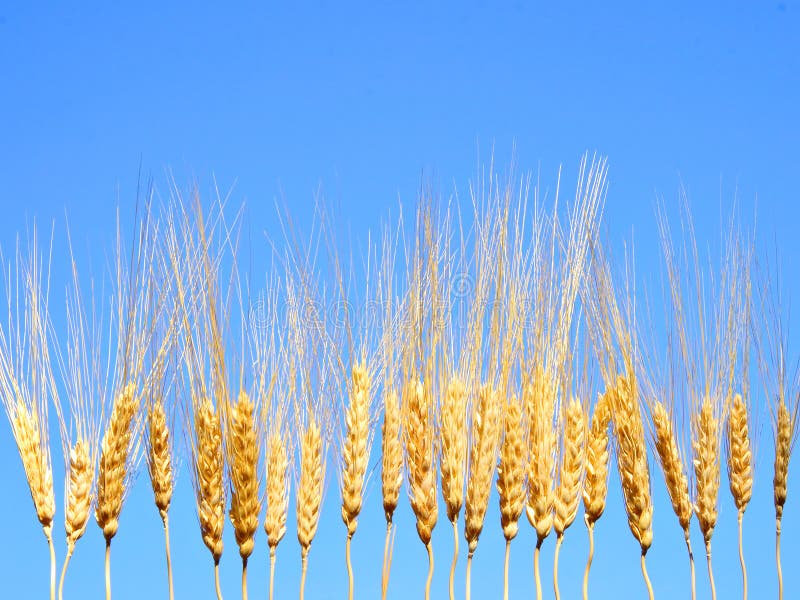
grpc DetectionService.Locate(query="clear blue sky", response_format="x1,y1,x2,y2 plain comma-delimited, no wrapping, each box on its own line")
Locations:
1,2,799,599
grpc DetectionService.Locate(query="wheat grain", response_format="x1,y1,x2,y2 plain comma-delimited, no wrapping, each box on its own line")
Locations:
13,401,56,532
652,401,692,532
148,399,173,520
265,430,288,600
727,393,752,600
228,390,261,560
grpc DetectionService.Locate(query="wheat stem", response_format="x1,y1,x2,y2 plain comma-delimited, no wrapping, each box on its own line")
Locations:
242,557,249,600
300,549,309,600
554,534,563,600
450,519,458,600
58,542,74,600
737,510,747,600
641,551,654,600
269,547,277,600
104,539,111,600
46,525,56,600
534,538,543,600
776,517,783,600
583,519,594,600
214,558,223,600
684,527,696,600
465,552,473,600
381,521,392,600
705,540,716,600
503,539,511,600
425,542,434,600
345,533,354,600
163,514,174,600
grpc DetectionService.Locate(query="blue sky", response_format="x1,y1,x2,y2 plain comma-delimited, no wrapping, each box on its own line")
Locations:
1,2,799,599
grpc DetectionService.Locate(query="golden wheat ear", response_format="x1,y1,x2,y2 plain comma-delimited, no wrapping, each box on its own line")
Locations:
380,388,403,599
265,430,289,600
146,398,174,600
297,418,324,600
582,391,611,600
496,393,526,600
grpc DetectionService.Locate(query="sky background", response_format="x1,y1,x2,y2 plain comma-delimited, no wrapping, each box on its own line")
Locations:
1,1,799,599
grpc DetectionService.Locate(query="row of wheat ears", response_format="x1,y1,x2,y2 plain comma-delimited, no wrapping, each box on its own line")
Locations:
2,160,798,600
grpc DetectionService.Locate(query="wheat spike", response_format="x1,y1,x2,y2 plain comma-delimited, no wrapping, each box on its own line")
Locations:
382,389,403,522
497,393,526,541
465,385,502,553
582,391,611,525
554,398,587,536
228,390,260,560
297,419,323,555
65,439,93,547
194,397,225,562
381,388,403,599
341,361,371,536
693,396,720,543
612,375,653,551
96,383,138,542
581,390,611,600
266,431,289,549
441,377,468,524
652,401,692,532
774,399,791,520
405,378,438,547
525,368,556,543
148,399,173,520
13,401,56,531
727,394,753,512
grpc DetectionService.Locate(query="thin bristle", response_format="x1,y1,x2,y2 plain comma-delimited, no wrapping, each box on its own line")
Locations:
341,362,371,536
464,385,502,553
582,391,611,525
404,378,438,546
96,383,138,541
265,431,289,550
497,393,526,541
612,374,653,552
441,377,467,524
652,401,692,531
148,399,173,520
297,419,324,554
381,389,403,523
195,397,225,561
65,439,93,547
693,396,720,542
554,398,586,536
727,393,753,512
228,390,261,559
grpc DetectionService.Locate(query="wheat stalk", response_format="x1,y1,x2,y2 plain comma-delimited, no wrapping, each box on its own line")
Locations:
341,361,371,600
581,390,610,600
96,383,139,600
727,393,752,600
404,378,438,600
553,398,586,600
497,393,526,600
381,388,403,598
297,418,324,600
651,400,695,599
464,385,501,600
146,398,174,600
265,430,289,600
228,390,261,600
440,376,467,600
611,374,654,600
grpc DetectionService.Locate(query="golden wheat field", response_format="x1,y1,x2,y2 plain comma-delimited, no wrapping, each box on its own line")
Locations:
1,157,797,600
